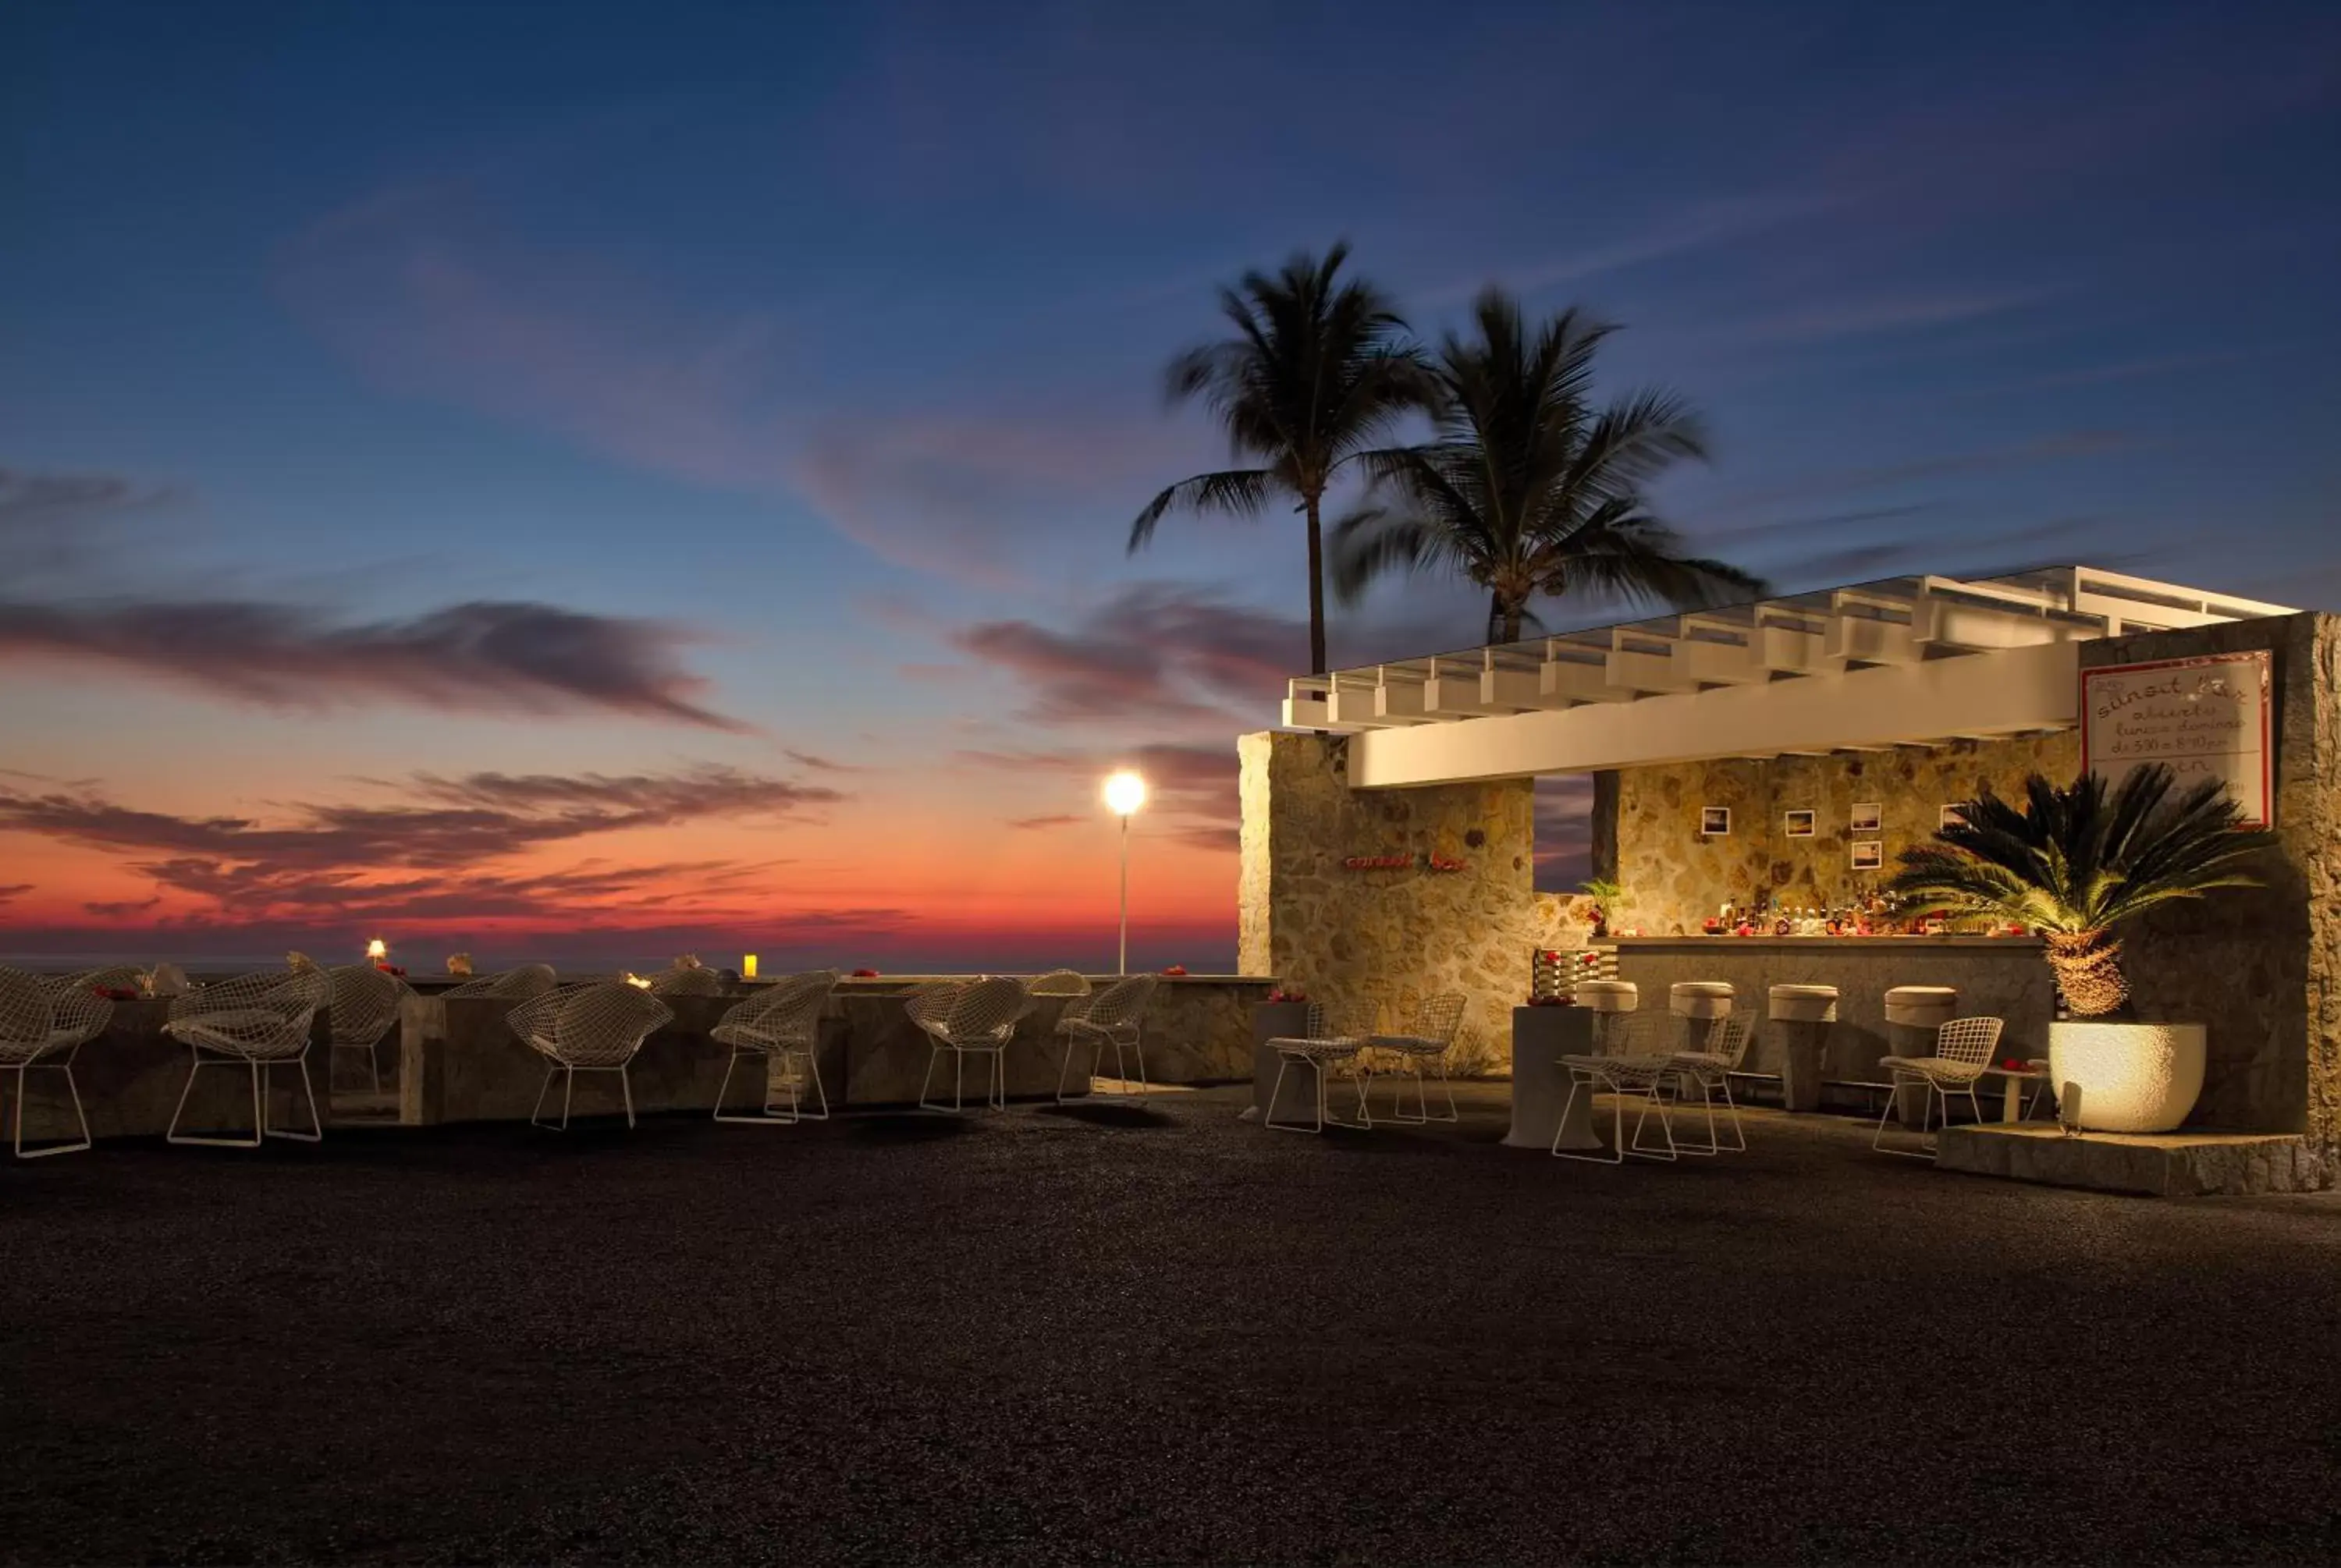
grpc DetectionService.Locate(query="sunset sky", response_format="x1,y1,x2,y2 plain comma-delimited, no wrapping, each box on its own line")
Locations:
4,1,2337,971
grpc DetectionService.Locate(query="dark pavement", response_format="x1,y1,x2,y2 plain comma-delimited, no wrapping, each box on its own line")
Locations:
3,1087,2338,1565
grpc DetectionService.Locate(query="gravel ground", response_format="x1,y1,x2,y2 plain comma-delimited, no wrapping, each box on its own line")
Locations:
3,1086,2339,1566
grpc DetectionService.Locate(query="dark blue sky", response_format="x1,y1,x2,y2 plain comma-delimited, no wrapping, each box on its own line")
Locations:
2,0,2337,963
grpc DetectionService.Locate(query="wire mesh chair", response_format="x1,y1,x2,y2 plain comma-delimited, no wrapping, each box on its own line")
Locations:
1874,1016,2007,1159
1555,1012,1680,1163
162,968,330,1148
1263,1000,1375,1133
444,963,558,1002
1667,1014,1756,1155
711,970,839,1124
506,982,673,1131
1,967,106,1158
913,976,1031,1113
1056,974,1158,1101
1028,969,1092,999
649,963,726,998
325,963,410,1095
50,965,146,1003
1368,992,1468,1124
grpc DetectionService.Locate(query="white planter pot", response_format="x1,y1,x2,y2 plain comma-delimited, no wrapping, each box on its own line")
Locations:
2046,1020,2206,1133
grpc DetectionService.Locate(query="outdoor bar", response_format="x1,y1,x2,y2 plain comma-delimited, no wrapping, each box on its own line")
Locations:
1242,565,2341,1190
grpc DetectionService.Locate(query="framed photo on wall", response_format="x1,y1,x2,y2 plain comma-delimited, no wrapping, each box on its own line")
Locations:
1850,840,1883,871
1700,806,1731,836
1849,801,1883,834
1785,809,1816,839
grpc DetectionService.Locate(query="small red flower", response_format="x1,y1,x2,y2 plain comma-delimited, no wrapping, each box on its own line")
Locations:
851,967,880,978
1160,964,1188,977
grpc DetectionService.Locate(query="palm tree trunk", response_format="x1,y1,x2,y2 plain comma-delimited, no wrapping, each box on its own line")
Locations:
1304,492,1328,676
1487,591,1525,645
2044,930,2129,1016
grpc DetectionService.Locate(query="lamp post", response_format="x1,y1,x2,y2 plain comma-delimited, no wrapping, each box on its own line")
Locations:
1103,771,1147,975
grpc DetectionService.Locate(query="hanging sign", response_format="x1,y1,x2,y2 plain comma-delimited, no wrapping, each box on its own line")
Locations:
2080,650,2272,828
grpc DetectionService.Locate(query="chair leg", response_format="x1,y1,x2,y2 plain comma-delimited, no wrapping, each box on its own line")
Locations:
989,1048,1005,1112
368,1041,381,1097
716,1048,801,1125
1872,1074,1934,1159
1627,1084,1678,1161
1670,1072,1720,1156
1263,1055,1312,1133
1056,1034,1085,1101
918,1043,947,1112
13,1062,94,1158
265,1057,322,1143
1436,1057,1458,1123
619,1066,635,1129
1130,1037,1148,1096
1715,1073,1746,1152
712,1048,744,1122
1387,1062,1423,1125
530,1063,557,1129
800,1048,829,1120
167,1055,261,1148
1553,1073,1620,1164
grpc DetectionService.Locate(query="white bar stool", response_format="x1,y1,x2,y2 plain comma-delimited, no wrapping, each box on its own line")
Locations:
1668,981,1733,1055
1767,984,1839,1112
1883,985,1959,1126
1575,980,1637,1050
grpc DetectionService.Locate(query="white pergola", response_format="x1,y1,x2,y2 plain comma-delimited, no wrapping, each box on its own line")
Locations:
1281,566,2293,789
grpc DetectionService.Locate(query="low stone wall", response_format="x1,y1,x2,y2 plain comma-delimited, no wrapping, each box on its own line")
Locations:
65,999,339,1141
399,977,1274,1125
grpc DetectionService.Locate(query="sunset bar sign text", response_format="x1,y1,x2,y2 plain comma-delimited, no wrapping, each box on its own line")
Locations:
2080,650,2272,828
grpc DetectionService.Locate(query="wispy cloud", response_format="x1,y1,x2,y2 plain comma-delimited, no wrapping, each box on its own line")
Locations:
0,595,746,730
279,180,1204,586
0,764,840,930
1420,190,1842,307
0,883,32,907
949,583,1297,729
1726,289,2052,348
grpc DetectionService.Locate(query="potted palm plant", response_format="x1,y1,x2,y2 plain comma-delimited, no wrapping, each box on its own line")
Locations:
1579,878,1623,939
1888,764,2271,1133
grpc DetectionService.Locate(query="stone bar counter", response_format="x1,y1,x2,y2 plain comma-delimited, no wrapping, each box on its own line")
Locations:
399,975,1274,1126
1610,937,2056,1109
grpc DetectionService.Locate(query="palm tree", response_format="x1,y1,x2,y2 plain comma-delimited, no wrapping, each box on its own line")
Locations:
1129,243,1430,676
1332,287,1763,644
1888,765,2272,1016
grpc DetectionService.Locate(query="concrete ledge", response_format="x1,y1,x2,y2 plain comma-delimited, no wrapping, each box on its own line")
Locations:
1939,1123,2336,1196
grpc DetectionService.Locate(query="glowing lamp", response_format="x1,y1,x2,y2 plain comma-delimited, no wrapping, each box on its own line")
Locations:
623,972,652,989
743,954,758,980
1102,770,1148,974
365,937,388,963
1103,771,1147,816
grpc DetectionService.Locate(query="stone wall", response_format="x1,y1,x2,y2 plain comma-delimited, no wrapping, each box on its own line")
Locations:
1607,732,2080,935
2078,613,2339,1141
1239,730,1541,1073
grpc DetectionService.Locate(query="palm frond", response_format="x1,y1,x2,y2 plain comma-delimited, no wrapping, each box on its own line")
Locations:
1128,468,1278,552
1889,764,2272,937
1331,286,1754,640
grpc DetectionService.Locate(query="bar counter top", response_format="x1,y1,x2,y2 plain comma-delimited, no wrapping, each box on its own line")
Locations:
1611,935,2042,949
